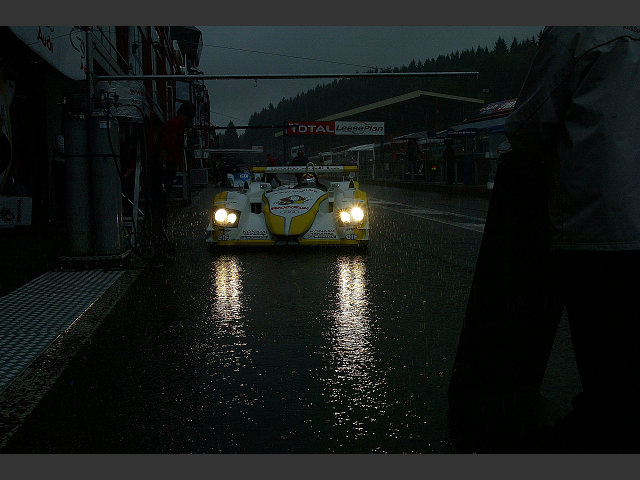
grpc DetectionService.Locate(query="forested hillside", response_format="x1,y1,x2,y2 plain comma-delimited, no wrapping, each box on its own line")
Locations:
235,33,541,152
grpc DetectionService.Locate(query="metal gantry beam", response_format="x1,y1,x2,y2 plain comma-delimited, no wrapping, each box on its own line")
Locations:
192,125,284,130
94,72,479,81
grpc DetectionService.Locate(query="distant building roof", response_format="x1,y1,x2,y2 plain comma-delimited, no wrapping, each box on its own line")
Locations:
275,90,484,138
393,131,429,140
453,116,507,131
318,90,484,122
346,143,376,151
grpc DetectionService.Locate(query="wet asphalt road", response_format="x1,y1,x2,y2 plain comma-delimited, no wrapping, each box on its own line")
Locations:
1,183,581,453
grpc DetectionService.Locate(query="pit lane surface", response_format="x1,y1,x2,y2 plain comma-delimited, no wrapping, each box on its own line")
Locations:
1,183,580,453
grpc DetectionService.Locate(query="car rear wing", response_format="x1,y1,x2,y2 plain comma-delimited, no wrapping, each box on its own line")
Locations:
250,165,358,174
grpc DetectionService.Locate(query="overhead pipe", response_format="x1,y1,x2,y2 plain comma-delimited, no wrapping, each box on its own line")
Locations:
94,72,479,82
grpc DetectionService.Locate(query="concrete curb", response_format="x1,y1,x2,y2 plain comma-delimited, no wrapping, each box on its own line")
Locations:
0,265,143,450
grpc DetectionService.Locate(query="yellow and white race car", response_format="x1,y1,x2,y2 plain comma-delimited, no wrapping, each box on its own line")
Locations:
206,163,369,247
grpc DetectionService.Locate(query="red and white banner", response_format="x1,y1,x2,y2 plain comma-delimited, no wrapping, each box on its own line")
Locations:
287,121,384,136
287,121,335,135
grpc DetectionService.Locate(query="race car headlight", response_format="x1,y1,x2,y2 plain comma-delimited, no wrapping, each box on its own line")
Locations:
213,208,240,226
338,206,366,226
351,206,365,222
214,208,228,223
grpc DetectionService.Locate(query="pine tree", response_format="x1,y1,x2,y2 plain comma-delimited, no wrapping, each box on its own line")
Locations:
237,29,544,146
223,121,239,149
494,37,508,55
510,37,519,53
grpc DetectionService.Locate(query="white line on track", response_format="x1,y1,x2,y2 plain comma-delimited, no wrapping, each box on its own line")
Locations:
370,199,485,233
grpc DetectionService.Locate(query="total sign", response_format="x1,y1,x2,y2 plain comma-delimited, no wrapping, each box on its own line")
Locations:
287,121,384,136
287,121,335,135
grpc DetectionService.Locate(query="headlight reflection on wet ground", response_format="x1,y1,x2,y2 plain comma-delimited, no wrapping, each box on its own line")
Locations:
207,255,251,371
334,256,371,376
322,255,388,439
211,255,244,327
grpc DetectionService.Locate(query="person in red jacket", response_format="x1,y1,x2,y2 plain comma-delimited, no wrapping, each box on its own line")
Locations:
156,101,196,195
149,101,196,256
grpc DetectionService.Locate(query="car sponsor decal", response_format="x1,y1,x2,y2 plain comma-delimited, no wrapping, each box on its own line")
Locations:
334,121,385,136
285,121,384,136
276,195,308,205
270,205,310,211
287,121,335,135
306,229,338,239
240,229,270,240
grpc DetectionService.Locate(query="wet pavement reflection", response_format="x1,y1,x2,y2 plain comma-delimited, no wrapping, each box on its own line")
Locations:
321,256,388,444
2,186,514,453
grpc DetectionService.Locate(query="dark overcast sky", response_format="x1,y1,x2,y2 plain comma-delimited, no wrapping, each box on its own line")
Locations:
195,26,544,129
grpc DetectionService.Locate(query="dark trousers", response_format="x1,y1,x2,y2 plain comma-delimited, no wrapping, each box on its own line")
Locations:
163,163,178,198
148,163,177,247
553,250,640,451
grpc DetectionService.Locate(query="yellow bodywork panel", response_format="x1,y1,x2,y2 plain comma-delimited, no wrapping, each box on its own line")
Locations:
211,191,230,224
264,210,286,235
263,192,328,236
214,191,228,203
353,189,367,204
352,227,367,240
262,194,286,235
289,193,328,235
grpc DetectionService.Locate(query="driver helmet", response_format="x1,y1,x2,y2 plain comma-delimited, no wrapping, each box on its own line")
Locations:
300,172,315,186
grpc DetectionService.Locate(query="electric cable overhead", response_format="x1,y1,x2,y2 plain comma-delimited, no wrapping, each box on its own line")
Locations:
201,43,379,70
